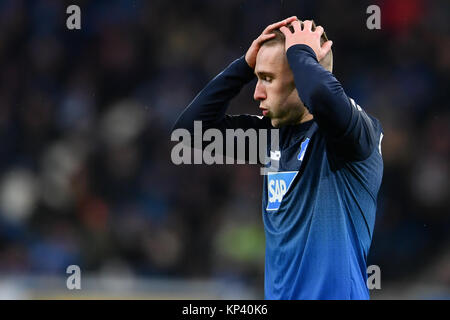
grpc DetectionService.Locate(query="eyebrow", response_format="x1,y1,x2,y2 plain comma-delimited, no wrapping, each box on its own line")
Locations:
255,70,275,78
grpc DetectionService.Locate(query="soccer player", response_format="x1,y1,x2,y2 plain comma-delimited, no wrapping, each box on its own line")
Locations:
172,17,384,299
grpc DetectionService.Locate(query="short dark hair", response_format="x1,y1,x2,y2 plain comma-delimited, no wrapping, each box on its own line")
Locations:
262,19,333,72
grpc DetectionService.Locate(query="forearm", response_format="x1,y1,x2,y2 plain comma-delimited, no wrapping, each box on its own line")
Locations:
172,56,255,133
286,44,352,137
286,44,378,160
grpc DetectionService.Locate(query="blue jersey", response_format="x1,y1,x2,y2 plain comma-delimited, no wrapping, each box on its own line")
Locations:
173,44,384,299
262,119,383,299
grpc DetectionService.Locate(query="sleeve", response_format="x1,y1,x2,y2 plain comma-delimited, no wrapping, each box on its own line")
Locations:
172,56,270,132
171,56,273,164
286,44,380,161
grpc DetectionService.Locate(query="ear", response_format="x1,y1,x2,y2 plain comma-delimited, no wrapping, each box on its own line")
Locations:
320,49,333,73
321,40,333,55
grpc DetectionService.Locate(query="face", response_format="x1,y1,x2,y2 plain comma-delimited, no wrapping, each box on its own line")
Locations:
254,44,308,128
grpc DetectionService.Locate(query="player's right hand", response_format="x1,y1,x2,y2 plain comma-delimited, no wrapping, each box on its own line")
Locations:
245,16,297,69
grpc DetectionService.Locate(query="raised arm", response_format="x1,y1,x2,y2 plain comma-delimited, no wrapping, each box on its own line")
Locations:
172,16,298,133
280,20,379,161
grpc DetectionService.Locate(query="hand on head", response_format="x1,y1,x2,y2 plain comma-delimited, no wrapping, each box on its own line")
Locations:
245,16,298,69
280,20,333,62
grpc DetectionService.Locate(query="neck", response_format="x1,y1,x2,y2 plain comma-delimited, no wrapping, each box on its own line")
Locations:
298,111,313,124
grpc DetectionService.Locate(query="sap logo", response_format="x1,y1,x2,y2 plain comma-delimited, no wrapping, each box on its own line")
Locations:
267,171,298,211
269,179,286,203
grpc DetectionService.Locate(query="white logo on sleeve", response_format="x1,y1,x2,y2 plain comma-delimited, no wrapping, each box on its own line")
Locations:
378,132,383,155
349,97,362,111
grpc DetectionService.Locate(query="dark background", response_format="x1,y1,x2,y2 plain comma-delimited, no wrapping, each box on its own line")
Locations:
0,0,448,299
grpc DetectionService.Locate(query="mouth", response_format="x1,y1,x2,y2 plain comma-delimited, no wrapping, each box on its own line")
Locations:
260,107,269,116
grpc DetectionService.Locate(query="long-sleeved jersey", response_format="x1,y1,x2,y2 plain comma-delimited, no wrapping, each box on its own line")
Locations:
173,44,384,299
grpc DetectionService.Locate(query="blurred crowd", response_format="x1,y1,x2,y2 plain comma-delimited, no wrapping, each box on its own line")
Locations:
0,0,448,296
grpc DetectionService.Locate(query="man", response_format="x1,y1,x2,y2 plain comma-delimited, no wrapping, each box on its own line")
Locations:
172,17,384,299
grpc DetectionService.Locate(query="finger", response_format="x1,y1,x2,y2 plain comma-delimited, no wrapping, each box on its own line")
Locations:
258,33,276,42
284,16,298,24
264,16,297,33
279,26,291,37
303,20,313,31
321,40,333,56
291,20,302,32
315,26,324,37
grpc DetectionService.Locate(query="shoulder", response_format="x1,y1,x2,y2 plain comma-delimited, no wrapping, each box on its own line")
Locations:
223,114,273,130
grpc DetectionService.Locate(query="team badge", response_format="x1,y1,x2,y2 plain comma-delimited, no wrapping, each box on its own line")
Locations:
297,137,310,161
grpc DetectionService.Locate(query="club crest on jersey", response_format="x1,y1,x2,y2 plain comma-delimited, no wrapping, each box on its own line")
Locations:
266,171,298,211
297,137,310,161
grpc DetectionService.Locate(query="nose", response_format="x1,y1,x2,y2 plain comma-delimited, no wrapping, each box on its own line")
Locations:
253,81,266,101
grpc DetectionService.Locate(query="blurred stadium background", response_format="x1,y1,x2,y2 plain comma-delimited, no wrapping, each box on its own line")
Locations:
0,0,448,299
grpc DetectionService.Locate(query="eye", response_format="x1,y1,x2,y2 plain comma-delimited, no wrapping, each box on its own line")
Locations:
263,76,272,83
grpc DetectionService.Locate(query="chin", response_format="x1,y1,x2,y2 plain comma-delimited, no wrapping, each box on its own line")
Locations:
270,119,283,128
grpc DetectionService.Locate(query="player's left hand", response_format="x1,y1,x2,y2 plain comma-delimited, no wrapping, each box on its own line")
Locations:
280,20,333,62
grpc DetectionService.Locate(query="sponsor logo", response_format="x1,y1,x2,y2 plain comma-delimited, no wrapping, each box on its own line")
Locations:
270,150,281,161
266,171,298,211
